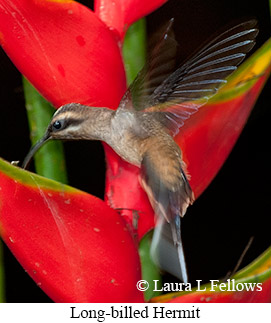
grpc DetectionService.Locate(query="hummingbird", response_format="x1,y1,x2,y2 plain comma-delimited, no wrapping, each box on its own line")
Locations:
22,19,258,283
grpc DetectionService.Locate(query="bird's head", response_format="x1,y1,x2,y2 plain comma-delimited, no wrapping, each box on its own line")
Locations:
47,103,86,140
22,103,104,169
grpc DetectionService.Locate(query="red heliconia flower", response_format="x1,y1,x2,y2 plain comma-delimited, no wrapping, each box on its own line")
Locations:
0,0,168,303
95,0,168,40
0,0,270,302
0,161,144,302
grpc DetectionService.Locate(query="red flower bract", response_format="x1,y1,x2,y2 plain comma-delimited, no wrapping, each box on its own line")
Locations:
0,0,127,108
178,74,269,198
95,0,168,40
0,160,144,302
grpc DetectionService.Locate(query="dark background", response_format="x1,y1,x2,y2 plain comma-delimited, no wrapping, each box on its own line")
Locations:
0,0,270,302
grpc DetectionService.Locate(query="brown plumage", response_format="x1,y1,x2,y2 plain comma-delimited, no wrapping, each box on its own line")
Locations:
22,19,258,283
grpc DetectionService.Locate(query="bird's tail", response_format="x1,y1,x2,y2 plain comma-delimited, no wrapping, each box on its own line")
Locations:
170,215,188,284
140,148,193,282
150,215,188,283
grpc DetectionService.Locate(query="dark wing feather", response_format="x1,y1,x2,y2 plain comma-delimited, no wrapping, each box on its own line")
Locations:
118,18,178,111
119,19,258,136
151,20,258,103
148,20,258,135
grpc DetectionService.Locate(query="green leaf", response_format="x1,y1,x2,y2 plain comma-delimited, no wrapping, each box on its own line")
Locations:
139,232,162,301
234,247,271,281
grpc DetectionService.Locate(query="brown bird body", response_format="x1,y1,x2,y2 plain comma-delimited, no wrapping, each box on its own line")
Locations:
49,104,194,220
22,19,258,283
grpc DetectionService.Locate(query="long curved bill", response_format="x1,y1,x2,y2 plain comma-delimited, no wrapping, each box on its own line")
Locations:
22,133,51,169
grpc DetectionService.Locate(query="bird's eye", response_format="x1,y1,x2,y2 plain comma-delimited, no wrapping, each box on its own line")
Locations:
52,120,63,131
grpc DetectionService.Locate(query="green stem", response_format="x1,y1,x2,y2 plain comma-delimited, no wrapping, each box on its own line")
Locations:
139,232,163,301
0,240,5,302
123,19,162,301
123,19,147,85
22,78,68,184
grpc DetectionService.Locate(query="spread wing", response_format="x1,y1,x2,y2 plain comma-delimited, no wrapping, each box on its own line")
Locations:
119,19,258,136
118,18,178,110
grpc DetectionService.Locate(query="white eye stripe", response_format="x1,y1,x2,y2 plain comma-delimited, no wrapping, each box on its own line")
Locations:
53,111,79,120
66,125,81,132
